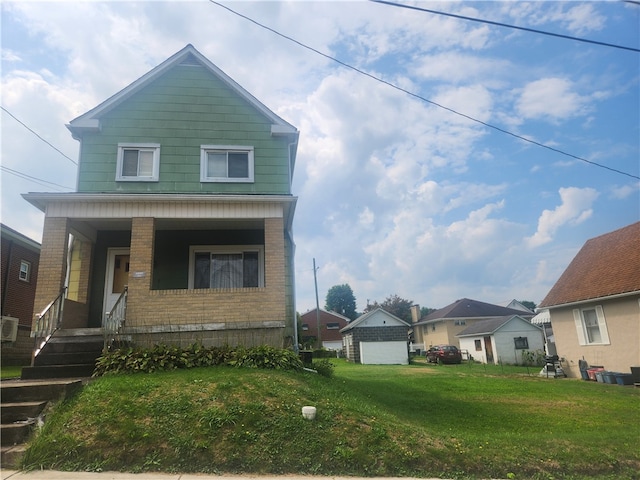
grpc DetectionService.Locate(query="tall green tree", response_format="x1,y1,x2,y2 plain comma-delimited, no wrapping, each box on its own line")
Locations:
365,294,414,323
325,284,357,320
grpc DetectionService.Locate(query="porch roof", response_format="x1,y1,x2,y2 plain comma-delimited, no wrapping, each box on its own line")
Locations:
22,192,297,230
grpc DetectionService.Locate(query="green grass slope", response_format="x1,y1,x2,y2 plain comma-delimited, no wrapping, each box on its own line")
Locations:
21,360,640,479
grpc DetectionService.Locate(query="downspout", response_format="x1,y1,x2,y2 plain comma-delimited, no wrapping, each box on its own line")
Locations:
287,136,299,353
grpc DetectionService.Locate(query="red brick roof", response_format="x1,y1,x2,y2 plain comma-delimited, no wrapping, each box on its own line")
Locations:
539,222,640,308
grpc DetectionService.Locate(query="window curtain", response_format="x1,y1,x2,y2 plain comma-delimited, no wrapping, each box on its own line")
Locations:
211,254,243,288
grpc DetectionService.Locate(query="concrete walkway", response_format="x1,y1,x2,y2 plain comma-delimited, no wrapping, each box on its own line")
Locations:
1,472,443,480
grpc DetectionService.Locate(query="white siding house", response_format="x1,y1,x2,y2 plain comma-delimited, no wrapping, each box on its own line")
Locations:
457,315,545,365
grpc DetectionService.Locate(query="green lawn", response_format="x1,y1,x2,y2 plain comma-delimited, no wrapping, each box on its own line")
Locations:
21,358,640,479
1,365,24,379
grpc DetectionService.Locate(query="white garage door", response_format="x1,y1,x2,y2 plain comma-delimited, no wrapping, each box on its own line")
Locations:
360,341,408,365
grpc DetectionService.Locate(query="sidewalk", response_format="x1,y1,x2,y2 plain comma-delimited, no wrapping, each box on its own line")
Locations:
1,472,442,480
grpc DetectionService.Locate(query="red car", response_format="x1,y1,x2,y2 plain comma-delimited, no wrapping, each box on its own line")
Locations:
426,345,462,364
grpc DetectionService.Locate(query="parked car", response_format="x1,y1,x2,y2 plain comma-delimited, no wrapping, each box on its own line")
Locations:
426,345,462,364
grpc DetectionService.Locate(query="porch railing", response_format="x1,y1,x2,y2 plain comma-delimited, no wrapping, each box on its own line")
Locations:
32,287,67,366
103,286,128,351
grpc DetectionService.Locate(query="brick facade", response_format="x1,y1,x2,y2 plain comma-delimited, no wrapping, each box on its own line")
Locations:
118,216,289,347
32,217,69,327
1,225,41,365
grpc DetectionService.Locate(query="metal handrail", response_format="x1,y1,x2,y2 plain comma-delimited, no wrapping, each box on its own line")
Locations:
103,286,128,351
32,287,67,366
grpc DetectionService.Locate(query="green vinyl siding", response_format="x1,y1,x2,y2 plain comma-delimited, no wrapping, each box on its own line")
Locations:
77,65,291,195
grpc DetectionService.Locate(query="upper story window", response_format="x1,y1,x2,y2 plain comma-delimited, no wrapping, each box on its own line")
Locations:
19,260,31,282
573,306,610,345
188,245,264,289
116,143,160,181
201,145,254,183
326,322,340,330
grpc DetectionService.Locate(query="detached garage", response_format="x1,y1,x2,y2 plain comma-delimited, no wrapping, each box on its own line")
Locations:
341,308,410,364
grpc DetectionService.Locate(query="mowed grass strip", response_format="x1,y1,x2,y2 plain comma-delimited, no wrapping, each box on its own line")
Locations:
21,359,640,479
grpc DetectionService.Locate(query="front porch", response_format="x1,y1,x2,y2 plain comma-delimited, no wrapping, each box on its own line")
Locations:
23,194,297,377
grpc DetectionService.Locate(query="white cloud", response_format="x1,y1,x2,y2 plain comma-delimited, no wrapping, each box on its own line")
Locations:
527,187,600,248
516,77,591,122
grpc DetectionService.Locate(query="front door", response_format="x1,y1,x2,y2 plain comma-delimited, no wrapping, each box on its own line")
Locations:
103,248,130,324
484,336,494,364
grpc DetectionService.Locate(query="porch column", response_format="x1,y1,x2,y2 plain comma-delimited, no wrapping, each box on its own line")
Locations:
67,237,93,304
264,217,286,320
32,217,69,330
127,217,155,327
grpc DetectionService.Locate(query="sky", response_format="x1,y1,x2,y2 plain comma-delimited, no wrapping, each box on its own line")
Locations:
1,1,639,314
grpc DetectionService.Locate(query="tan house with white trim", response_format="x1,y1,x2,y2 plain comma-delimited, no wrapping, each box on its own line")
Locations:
539,222,640,378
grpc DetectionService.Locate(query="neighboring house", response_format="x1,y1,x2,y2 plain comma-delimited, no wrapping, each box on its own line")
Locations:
22,45,299,352
341,308,410,364
539,222,640,378
504,299,535,314
300,308,350,350
457,315,545,365
412,298,533,350
1,225,41,365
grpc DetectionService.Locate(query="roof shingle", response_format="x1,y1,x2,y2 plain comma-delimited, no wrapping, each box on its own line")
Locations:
539,221,640,308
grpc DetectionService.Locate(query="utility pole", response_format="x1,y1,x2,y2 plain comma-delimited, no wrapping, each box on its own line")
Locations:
313,258,321,349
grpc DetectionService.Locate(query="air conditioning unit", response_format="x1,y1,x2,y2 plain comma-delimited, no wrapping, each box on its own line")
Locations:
1,316,19,342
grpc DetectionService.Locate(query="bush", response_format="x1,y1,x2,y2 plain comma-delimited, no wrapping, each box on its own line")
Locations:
234,345,303,371
312,359,335,378
93,344,301,376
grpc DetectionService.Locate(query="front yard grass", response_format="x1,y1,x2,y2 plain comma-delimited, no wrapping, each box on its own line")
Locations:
21,358,640,479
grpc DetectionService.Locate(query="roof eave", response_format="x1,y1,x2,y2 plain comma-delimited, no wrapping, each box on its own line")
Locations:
541,290,640,310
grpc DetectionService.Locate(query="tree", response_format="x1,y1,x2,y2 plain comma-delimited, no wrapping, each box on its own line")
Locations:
325,284,357,320
365,294,414,323
519,300,537,311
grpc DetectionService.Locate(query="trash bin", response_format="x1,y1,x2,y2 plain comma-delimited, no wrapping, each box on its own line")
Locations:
603,372,618,384
615,373,633,386
299,351,313,365
587,367,604,381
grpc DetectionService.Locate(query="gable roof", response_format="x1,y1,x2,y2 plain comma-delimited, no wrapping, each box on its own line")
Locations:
539,221,640,308
415,298,531,325
341,308,410,332
456,315,539,337
1,224,41,253
67,44,298,139
300,308,351,323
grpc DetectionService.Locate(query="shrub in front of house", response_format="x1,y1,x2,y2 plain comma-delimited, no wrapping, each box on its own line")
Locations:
93,344,302,376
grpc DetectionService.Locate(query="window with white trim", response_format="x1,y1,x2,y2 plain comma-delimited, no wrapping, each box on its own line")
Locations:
189,246,264,289
19,260,31,282
573,306,610,345
200,145,254,182
326,322,340,330
116,143,160,181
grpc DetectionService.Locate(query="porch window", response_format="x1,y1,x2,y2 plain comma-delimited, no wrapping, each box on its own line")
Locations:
189,246,263,289
116,143,160,181
573,306,610,345
200,145,254,183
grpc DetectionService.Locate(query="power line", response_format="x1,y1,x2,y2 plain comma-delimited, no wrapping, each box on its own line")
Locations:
209,2,640,181
0,165,74,191
370,0,640,53
1,105,78,166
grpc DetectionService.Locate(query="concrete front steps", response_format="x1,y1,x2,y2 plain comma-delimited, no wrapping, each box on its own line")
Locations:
0,378,85,468
21,328,104,380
